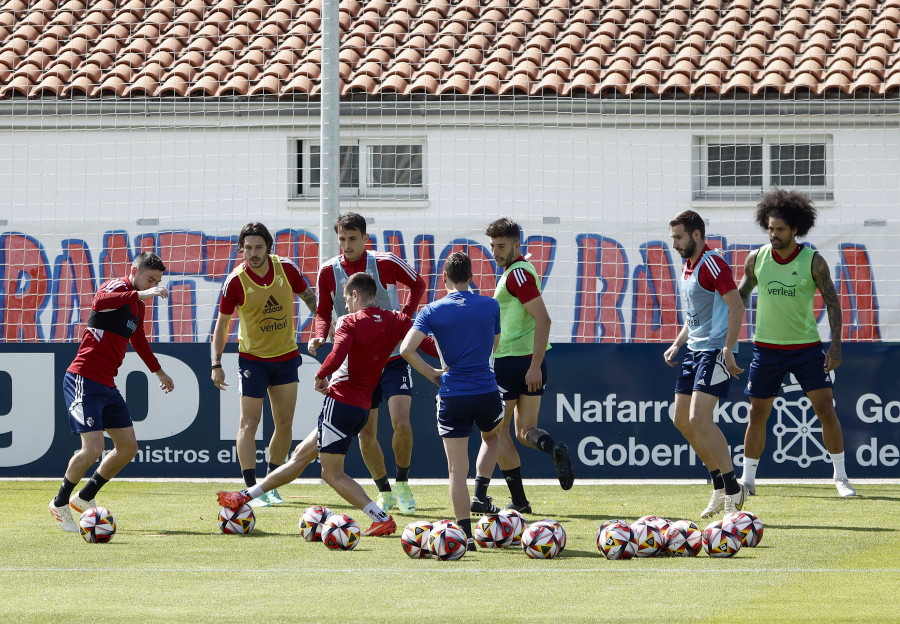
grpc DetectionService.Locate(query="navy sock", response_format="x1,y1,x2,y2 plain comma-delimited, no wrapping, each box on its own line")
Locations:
722,470,741,496
458,518,473,539
710,469,724,491
473,476,491,501
242,468,256,488
78,473,109,501
396,465,410,482
374,475,392,492
53,477,77,508
502,467,528,506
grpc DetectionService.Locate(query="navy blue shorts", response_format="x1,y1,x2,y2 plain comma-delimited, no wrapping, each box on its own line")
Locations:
317,396,370,455
674,349,732,399
436,391,505,439
370,357,413,409
745,344,832,399
494,356,547,400
63,372,132,435
237,354,301,399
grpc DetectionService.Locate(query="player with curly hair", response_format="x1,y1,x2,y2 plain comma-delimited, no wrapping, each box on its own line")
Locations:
738,189,856,497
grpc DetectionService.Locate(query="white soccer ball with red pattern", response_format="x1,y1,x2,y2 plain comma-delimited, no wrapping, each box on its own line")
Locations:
664,520,702,557
597,521,637,560
428,522,467,561
725,511,764,547
521,522,562,559
534,519,566,551
401,521,433,559
630,521,664,557
79,506,117,543
498,509,525,546
219,504,255,535
321,514,361,551
702,519,742,557
299,505,333,542
473,514,514,548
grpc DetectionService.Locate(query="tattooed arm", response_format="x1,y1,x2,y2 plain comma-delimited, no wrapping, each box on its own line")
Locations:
812,253,842,372
737,249,759,308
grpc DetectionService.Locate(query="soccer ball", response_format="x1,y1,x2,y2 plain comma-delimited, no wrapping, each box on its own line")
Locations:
401,521,433,559
630,521,664,557
702,519,742,557
596,521,637,560
534,519,566,551
299,505,333,542
598,518,627,533
219,504,255,535
321,514,361,551
428,522,467,561
726,511,764,547
521,522,562,559
473,514,514,548
498,509,525,546
664,520,702,557
79,506,116,543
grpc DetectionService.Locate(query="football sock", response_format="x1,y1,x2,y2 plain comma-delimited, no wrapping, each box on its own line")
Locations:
53,477,77,508
246,485,265,499
242,468,256,488
374,475,392,492
830,452,848,480
266,461,281,475
741,456,759,483
709,469,724,491
525,428,555,454
77,472,109,501
458,518,473,539
722,470,741,496
363,502,390,522
396,465,410,482
473,476,491,501
502,466,528,506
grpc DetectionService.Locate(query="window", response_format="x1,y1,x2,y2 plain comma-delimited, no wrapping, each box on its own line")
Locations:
695,137,831,200
294,140,425,199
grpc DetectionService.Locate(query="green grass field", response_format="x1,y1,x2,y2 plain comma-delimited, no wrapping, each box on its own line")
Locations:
4,480,898,623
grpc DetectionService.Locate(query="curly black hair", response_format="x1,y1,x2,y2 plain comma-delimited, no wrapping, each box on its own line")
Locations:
755,189,817,238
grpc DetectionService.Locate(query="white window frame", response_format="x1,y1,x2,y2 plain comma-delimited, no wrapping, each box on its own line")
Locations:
693,135,833,202
292,138,427,200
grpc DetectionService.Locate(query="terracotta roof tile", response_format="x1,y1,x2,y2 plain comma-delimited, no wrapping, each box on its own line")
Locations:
1,0,897,99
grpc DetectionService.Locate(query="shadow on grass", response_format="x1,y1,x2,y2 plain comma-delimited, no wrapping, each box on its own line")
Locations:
770,524,894,532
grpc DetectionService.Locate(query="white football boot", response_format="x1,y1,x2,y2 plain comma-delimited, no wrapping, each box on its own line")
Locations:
68,494,97,514
700,489,725,519
835,477,857,497
49,501,79,532
723,482,747,516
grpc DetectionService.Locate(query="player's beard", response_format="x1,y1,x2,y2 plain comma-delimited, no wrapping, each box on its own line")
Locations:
677,238,696,259
495,249,516,268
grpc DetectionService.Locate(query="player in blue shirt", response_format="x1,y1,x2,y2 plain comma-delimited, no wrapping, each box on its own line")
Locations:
400,252,504,551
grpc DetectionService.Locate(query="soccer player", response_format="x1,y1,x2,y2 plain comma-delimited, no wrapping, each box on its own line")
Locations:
663,211,748,518
308,212,427,515
476,218,574,515
210,222,317,507
737,189,857,497
219,272,424,536
49,252,175,532
400,252,504,551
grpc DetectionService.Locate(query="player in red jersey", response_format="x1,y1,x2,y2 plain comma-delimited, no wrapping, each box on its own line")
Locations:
210,222,317,507
49,252,175,532
219,272,429,536
307,212,427,515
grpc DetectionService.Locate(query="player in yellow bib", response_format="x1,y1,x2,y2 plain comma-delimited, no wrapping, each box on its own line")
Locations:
211,223,317,506
737,190,856,498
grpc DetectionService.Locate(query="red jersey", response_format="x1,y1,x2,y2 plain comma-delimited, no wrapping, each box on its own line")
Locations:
682,246,737,296
505,256,542,304
312,252,425,341
316,307,413,409
219,256,309,362
67,277,160,387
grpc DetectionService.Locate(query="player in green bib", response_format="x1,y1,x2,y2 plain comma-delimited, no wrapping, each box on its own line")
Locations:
737,190,856,497
471,218,575,516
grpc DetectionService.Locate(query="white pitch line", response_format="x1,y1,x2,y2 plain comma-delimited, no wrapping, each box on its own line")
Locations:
2,567,898,574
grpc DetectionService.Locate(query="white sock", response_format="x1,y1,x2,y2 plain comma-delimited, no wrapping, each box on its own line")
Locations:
741,456,759,484
246,484,265,499
363,501,389,522
830,452,847,480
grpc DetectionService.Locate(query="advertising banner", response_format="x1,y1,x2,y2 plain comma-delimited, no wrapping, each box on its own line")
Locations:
1,343,898,480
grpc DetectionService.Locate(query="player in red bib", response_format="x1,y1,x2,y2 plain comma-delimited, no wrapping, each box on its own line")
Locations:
49,252,175,532
219,272,431,536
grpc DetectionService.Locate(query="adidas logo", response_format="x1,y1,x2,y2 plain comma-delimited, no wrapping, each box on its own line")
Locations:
697,379,706,386
263,295,283,315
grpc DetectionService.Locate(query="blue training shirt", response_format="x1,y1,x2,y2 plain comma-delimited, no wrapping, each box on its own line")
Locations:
412,290,501,396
